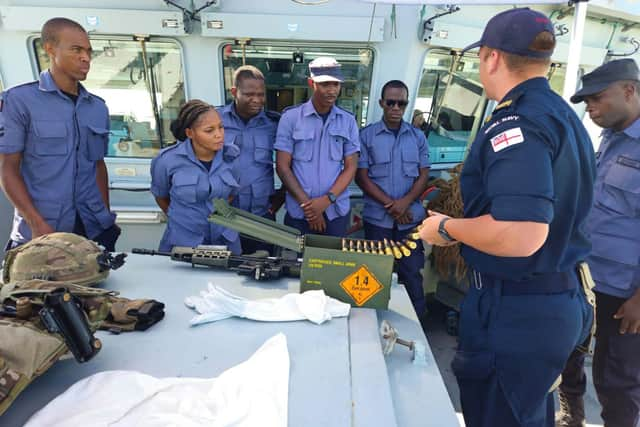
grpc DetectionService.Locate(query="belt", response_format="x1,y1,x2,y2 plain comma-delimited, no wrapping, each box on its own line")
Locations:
471,270,579,296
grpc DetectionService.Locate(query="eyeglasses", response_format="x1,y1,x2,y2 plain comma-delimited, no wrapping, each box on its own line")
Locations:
384,99,409,108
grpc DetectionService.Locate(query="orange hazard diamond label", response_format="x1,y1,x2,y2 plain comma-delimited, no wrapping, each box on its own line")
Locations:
340,265,384,306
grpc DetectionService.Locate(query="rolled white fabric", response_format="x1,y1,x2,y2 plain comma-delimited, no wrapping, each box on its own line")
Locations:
184,284,351,326
25,333,290,427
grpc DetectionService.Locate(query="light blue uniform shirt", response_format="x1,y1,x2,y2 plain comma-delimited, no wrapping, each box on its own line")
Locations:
218,103,278,216
150,139,241,254
358,120,430,230
274,100,359,220
0,70,115,243
587,118,640,298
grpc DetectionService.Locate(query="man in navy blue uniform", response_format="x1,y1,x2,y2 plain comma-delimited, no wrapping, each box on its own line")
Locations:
0,17,119,251
275,57,359,237
419,8,595,427
357,80,430,318
218,65,283,254
557,59,640,427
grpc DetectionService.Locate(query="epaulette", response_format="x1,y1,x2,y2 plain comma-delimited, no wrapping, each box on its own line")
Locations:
485,92,524,124
157,141,181,156
89,92,107,104
360,122,376,131
264,110,281,123
282,102,304,114
494,91,524,112
335,106,355,117
4,80,38,93
494,99,513,111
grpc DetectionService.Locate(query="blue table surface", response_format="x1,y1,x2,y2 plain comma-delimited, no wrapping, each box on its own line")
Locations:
1,254,459,427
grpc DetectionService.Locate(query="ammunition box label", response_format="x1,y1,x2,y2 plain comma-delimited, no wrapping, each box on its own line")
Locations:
340,265,383,306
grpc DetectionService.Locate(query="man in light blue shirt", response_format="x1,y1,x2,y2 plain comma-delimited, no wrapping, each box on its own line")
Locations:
218,65,282,254
0,17,119,251
275,57,359,236
356,80,430,317
558,58,640,427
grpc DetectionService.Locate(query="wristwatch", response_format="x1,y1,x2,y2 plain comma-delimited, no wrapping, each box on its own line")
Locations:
438,217,456,242
326,191,337,204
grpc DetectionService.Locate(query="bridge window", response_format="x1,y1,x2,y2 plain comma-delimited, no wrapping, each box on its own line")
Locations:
34,37,185,158
416,49,486,165
221,42,374,127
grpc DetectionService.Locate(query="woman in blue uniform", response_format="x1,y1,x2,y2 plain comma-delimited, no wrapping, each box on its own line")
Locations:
151,99,241,253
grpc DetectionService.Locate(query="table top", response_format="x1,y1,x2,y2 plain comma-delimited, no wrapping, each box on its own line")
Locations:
1,254,459,427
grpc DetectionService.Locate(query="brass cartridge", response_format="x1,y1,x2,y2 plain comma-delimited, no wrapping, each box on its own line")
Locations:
396,241,411,257
387,240,403,259
402,239,418,250
382,238,394,256
407,232,421,241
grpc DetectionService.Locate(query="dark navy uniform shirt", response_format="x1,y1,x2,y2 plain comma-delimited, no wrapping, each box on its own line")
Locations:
460,77,596,281
586,118,640,298
217,103,279,217
0,71,115,243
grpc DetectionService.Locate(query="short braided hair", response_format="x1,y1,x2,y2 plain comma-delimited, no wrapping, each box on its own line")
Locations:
170,99,216,141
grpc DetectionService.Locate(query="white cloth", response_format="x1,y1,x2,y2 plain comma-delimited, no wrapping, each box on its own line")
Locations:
25,334,290,427
184,284,351,326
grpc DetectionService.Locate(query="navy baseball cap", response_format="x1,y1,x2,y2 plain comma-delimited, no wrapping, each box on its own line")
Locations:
462,8,555,58
571,59,640,103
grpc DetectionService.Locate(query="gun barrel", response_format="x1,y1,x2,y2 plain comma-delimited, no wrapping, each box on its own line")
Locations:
132,248,171,257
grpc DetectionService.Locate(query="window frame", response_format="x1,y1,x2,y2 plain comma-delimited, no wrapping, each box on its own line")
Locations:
218,39,376,127
417,48,486,167
29,34,189,159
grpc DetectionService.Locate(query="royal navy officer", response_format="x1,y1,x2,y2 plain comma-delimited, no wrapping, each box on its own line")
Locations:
419,8,596,427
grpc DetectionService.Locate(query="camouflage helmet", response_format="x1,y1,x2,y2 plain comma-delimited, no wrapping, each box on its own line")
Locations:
2,233,126,286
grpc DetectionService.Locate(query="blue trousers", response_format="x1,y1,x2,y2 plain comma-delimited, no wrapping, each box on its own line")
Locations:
284,212,350,238
560,291,640,427
454,271,592,427
363,222,426,316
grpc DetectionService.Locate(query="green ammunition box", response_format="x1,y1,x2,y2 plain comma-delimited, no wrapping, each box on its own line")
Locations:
300,235,394,309
209,200,394,309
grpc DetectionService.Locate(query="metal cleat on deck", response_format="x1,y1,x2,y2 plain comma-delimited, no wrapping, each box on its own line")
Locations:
380,320,427,365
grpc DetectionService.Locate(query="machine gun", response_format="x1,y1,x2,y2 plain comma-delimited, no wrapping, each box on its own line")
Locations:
132,246,302,281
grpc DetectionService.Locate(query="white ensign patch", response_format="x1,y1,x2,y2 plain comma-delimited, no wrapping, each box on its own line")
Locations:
490,127,524,152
